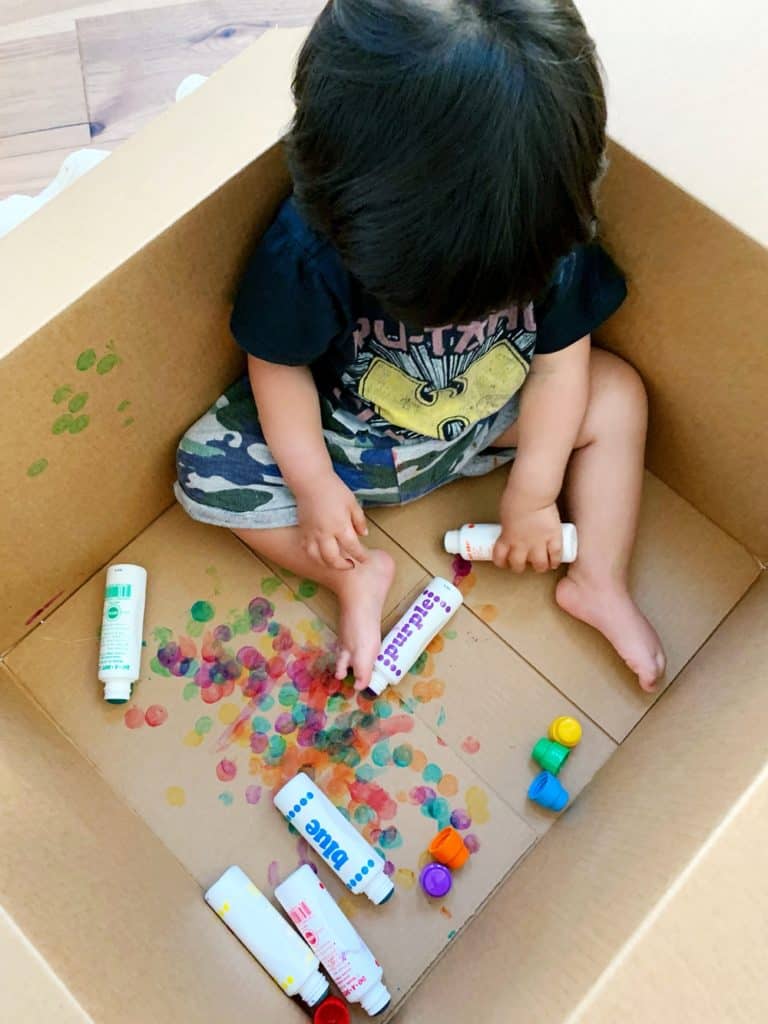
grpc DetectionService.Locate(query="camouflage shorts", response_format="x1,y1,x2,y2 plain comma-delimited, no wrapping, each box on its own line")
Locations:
174,376,518,529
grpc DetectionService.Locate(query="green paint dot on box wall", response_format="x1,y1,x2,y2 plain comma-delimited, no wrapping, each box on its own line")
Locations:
68,414,90,434
278,684,298,707
261,577,281,596
190,600,215,623
150,656,170,677
122,417,135,428
195,716,213,736
153,627,173,645
444,629,458,640
96,353,119,375
298,579,318,598
182,683,198,701
409,651,428,675
68,392,88,413
117,400,130,412
187,619,204,638
76,349,97,371
26,458,48,478
53,386,73,404
52,413,73,435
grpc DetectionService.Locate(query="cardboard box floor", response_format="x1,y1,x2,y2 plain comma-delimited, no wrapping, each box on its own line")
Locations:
1,27,766,1024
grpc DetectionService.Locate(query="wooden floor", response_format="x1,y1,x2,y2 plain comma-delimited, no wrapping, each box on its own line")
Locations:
0,0,322,199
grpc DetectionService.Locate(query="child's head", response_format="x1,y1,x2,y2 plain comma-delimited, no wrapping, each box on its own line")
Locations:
288,0,606,326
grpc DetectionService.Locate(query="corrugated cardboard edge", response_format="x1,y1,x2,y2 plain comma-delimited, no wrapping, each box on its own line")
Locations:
0,26,307,359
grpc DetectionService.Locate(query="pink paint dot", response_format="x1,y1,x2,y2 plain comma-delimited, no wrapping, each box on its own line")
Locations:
461,736,481,755
274,711,296,735
383,860,395,877
267,655,286,679
245,785,262,805
124,707,144,729
216,758,237,782
144,704,168,727
464,833,480,854
250,733,268,754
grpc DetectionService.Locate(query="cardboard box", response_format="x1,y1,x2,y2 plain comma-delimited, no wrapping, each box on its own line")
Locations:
1,25,766,1024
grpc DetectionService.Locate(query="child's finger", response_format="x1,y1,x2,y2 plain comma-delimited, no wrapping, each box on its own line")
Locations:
352,504,369,537
547,538,563,570
340,528,367,564
530,545,550,573
492,541,510,568
335,648,351,681
508,546,528,574
319,536,351,571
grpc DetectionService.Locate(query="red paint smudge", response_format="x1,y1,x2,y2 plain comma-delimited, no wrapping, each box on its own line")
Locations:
437,736,447,747
123,707,144,729
372,714,415,741
201,684,223,704
349,781,398,821
25,590,65,626
145,704,167,727
267,860,281,887
216,758,237,782
461,736,481,755
451,555,472,586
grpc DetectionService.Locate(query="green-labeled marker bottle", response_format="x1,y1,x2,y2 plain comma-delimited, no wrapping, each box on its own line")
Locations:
98,564,147,704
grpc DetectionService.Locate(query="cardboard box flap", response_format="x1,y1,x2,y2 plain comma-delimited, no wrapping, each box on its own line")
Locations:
0,28,306,360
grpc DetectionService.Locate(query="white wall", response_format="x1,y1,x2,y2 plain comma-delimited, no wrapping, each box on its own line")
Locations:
579,0,768,246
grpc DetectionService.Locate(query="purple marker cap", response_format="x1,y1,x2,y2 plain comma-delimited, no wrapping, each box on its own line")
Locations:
419,862,452,898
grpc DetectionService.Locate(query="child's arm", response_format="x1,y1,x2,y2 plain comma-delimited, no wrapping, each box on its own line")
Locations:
493,336,590,571
247,355,368,569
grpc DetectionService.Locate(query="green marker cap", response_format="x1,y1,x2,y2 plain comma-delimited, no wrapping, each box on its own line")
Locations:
532,737,571,775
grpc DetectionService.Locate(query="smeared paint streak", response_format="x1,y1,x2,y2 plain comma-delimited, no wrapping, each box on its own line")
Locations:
461,736,481,755
166,786,186,806
451,555,472,586
24,590,64,625
447,929,457,939
466,786,490,825
124,707,144,729
267,861,281,888
478,603,499,623
145,705,168,727
436,705,447,728
412,678,445,704
440,906,453,919
26,458,49,478
395,868,416,890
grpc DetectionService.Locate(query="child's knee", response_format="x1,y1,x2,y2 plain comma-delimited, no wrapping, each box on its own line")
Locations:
591,349,647,429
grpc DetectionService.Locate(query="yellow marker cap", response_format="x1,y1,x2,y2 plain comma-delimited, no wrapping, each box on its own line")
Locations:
547,716,582,748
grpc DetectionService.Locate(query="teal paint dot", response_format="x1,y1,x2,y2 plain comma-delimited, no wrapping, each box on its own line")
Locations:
423,763,443,784
150,656,170,677
278,684,298,707
327,694,345,712
378,827,403,850
298,579,318,598
448,930,457,940
356,764,376,783
372,742,391,767
182,683,198,701
267,621,280,636
354,805,375,824
26,458,48,478
336,805,351,821
409,651,428,675
392,744,413,768
76,349,97,371
195,716,213,736
190,600,215,623
261,577,281,595
422,797,451,827
68,414,90,434
436,706,447,728
96,353,119,375
343,749,361,768
251,716,271,734
68,392,88,413
268,735,287,758
292,704,309,725
258,695,275,711
402,698,417,715
218,792,234,806
373,699,392,719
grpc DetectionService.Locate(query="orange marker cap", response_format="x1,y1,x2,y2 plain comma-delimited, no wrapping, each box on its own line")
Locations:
428,827,470,870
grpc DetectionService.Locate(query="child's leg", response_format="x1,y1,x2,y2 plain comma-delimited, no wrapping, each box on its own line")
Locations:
233,526,395,689
494,348,665,691
555,349,665,691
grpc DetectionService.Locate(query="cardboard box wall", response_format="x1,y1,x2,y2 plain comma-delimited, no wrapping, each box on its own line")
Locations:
1,27,767,1024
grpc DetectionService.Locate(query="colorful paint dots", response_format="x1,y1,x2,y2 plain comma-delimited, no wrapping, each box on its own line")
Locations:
464,834,481,854
166,786,186,807
422,763,443,784
76,349,97,371
190,600,215,623
450,809,471,831
465,786,490,825
298,579,319,598
245,785,262,805
216,759,237,782
145,705,168,727
124,707,144,729
392,744,413,768
461,736,481,755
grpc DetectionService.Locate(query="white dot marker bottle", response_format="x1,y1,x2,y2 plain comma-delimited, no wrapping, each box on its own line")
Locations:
443,522,578,563
274,773,394,905
98,564,147,704
366,576,463,697
275,865,391,1017
205,865,329,1008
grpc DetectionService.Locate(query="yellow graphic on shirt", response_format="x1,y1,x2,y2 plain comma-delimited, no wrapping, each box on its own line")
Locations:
358,340,528,440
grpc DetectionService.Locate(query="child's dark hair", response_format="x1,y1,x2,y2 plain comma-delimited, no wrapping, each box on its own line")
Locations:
288,0,606,326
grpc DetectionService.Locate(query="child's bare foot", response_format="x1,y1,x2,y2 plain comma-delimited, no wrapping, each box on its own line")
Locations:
334,549,396,690
556,571,666,692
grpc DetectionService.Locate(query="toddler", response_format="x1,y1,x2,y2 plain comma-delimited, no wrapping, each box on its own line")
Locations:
176,0,666,692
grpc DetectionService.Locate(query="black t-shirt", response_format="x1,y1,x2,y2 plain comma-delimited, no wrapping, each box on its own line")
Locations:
231,197,626,441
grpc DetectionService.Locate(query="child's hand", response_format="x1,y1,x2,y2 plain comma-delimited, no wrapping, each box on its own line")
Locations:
494,485,563,573
296,472,368,570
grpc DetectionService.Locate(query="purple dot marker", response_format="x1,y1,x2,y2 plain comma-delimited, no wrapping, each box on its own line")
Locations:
419,862,452,899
